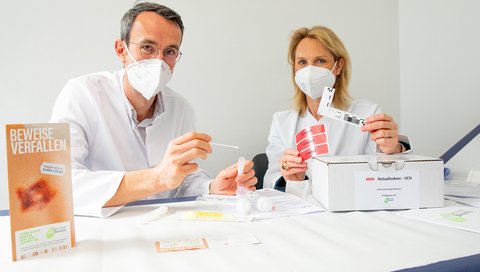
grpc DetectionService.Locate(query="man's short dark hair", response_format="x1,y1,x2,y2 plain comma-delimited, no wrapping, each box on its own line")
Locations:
121,2,184,44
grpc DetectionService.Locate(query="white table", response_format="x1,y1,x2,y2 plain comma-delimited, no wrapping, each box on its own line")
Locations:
1,199,479,272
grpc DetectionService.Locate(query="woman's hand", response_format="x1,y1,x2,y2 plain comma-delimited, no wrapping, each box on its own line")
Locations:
280,148,308,181
361,113,402,154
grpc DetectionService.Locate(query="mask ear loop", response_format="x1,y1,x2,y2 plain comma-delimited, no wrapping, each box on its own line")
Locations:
123,41,139,64
330,60,338,72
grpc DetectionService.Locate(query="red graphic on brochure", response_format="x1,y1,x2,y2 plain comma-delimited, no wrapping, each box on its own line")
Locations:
6,123,76,261
295,124,329,161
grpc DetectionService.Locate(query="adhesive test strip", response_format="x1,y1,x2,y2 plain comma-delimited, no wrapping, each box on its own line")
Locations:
155,233,260,253
317,87,365,126
211,142,239,149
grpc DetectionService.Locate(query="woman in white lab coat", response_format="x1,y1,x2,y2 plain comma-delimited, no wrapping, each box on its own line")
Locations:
263,26,410,189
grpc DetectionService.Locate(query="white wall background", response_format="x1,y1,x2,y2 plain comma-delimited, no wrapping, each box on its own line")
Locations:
399,0,480,173
2,0,476,210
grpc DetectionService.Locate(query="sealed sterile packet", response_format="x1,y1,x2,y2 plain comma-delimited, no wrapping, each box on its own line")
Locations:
177,195,254,222
179,189,323,222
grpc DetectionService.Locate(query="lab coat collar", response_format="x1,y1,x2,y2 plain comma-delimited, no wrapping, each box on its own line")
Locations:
130,95,164,128
118,69,165,128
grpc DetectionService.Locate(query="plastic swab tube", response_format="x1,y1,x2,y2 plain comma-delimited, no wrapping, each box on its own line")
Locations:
235,157,251,214
235,156,273,214
237,156,245,176
211,142,239,149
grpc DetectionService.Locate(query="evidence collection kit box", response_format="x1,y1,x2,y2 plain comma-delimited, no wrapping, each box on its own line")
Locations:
311,154,444,211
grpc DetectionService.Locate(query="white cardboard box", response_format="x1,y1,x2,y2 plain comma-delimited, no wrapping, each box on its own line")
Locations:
311,154,444,211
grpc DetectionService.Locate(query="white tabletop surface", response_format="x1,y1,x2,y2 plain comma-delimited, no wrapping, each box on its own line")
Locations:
1,199,480,272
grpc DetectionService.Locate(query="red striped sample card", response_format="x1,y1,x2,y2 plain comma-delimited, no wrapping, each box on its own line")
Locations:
295,124,329,161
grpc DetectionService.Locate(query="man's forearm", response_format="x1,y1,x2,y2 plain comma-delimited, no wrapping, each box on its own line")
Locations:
103,168,167,207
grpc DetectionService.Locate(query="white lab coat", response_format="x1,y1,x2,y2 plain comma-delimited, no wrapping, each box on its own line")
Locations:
50,70,211,217
263,99,410,188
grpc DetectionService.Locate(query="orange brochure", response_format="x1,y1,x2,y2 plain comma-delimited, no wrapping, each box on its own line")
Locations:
6,123,75,261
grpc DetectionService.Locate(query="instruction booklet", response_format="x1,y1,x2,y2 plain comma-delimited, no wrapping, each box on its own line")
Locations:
398,206,480,233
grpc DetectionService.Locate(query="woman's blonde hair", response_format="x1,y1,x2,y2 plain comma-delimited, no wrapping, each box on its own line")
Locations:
288,26,352,115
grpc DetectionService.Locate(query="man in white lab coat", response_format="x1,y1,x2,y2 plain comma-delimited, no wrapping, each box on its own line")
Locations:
50,2,257,217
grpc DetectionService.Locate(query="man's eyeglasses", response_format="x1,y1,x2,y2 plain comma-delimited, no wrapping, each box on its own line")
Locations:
128,42,182,63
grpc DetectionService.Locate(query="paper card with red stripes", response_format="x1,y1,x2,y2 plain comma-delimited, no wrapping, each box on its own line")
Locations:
295,124,326,143
295,124,329,161
296,134,327,152
298,143,329,162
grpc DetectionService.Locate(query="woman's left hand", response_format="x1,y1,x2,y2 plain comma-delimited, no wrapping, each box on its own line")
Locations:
361,113,400,154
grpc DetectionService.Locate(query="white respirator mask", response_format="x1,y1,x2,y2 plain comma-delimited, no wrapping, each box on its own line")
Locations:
294,62,337,99
123,41,172,100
